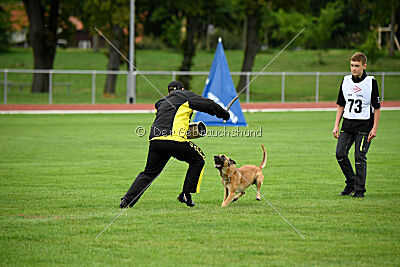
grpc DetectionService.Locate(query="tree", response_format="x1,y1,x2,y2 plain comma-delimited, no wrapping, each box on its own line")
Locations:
235,0,307,93
170,0,205,89
135,0,182,49
22,0,80,93
83,0,130,96
304,1,344,64
363,0,399,57
137,0,207,89
0,4,12,52
137,0,238,89
328,0,372,49
235,0,268,93
268,9,307,49
23,0,60,93
177,15,203,89
388,0,398,57
103,25,125,96
360,30,383,66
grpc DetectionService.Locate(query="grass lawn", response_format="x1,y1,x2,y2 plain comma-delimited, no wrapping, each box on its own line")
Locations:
0,48,399,104
0,111,399,265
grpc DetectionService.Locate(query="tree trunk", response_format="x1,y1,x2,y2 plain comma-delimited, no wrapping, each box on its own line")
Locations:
92,35,99,52
318,50,324,65
242,15,247,50
237,15,260,93
23,0,59,93
104,25,124,96
178,16,200,90
389,2,396,57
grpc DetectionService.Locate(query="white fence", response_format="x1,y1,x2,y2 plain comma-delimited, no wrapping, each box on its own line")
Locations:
1,69,400,104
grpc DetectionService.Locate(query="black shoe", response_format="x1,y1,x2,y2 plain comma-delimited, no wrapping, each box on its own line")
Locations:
339,186,355,196
353,191,365,198
177,192,195,207
120,198,129,209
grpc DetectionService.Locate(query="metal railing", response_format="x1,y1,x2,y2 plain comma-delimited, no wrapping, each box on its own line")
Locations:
1,69,400,104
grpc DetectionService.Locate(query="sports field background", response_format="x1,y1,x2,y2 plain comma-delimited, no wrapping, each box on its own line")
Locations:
1,111,399,265
1,48,400,104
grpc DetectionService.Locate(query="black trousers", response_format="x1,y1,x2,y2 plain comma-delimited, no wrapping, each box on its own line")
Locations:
123,140,205,206
336,131,371,193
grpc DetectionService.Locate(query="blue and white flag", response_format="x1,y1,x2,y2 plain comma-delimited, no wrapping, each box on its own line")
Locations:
194,40,247,126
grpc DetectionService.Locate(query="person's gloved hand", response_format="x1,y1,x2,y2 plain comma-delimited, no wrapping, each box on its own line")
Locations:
221,110,230,121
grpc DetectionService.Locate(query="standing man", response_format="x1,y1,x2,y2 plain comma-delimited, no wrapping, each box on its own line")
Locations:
120,81,230,208
332,52,381,198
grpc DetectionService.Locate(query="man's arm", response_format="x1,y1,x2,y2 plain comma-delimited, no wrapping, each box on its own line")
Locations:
332,105,344,139
368,108,380,142
333,80,346,139
185,91,229,120
368,79,381,142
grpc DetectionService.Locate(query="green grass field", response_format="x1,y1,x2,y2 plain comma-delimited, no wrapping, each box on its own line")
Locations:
1,48,400,104
1,111,399,265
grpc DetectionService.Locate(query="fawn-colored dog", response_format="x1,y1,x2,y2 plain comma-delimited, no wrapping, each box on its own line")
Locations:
214,145,267,207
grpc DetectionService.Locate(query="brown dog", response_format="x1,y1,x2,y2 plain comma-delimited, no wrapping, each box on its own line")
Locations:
214,145,267,207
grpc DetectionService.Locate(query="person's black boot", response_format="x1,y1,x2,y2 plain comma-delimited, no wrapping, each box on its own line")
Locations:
120,198,129,209
339,186,355,196
352,191,365,198
177,192,195,207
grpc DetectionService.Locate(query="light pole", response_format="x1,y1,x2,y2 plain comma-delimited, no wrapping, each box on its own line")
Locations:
129,0,136,104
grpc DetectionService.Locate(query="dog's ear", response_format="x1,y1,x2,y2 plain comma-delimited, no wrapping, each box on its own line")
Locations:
229,158,236,165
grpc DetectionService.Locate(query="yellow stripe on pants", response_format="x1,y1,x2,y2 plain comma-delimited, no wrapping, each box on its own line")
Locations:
196,165,205,193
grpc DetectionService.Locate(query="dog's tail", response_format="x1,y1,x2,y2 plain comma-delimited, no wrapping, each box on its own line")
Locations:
259,144,267,169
